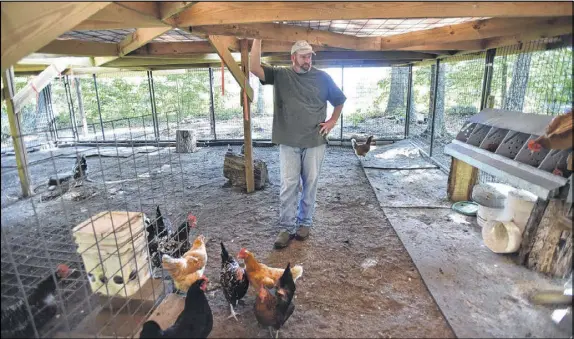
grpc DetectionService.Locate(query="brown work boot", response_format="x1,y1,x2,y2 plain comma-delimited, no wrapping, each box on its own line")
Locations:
274,230,293,249
295,226,311,240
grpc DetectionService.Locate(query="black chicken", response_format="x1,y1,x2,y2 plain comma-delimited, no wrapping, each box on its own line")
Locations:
254,263,296,339
220,242,249,321
72,155,88,179
1,264,70,338
146,206,196,277
140,276,213,339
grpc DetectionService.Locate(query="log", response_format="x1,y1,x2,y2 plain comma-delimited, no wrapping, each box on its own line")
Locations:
447,158,478,202
175,130,196,153
223,151,268,190
522,199,572,278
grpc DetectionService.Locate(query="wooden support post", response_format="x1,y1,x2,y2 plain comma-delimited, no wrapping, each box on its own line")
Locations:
240,39,255,193
521,199,572,278
2,68,31,197
447,158,478,202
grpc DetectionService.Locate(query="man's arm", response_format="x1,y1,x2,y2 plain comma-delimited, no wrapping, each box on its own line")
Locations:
319,104,344,136
249,39,265,81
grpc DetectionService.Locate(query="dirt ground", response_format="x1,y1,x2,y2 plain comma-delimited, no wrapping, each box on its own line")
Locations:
1,144,453,338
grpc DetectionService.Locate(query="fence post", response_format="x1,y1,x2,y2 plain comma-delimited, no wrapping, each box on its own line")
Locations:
340,65,344,141
93,73,105,140
64,75,79,141
208,67,217,140
147,71,160,140
480,48,497,110
429,59,440,157
405,64,413,138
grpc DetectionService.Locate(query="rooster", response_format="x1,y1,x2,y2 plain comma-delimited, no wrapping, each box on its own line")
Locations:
237,248,303,292
140,276,212,338
1,264,71,338
162,235,207,293
527,109,573,175
351,136,374,157
220,242,249,321
254,263,297,339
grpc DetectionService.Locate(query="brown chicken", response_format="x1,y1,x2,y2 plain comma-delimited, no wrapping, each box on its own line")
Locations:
237,248,303,292
351,136,374,156
162,235,207,292
528,109,573,171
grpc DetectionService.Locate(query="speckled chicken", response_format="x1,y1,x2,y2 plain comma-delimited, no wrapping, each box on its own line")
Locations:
220,242,249,321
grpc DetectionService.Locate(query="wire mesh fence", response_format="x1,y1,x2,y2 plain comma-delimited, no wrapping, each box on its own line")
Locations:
1,127,192,338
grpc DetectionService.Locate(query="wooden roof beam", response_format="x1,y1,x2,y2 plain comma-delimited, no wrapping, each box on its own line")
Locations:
382,16,573,50
74,2,167,30
170,2,573,26
208,35,254,101
38,40,119,57
191,23,373,50
1,2,112,71
98,2,196,67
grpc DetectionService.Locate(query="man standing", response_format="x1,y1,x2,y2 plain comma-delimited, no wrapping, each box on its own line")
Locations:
249,39,346,249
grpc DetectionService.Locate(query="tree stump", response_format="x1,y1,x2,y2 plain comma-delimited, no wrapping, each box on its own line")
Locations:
519,198,573,278
175,130,196,153
223,151,268,191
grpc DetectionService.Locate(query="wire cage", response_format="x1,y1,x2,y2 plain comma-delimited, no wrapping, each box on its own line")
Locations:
1,86,193,337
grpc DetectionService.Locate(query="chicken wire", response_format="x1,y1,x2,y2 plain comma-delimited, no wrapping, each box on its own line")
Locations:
409,35,572,174
1,88,195,337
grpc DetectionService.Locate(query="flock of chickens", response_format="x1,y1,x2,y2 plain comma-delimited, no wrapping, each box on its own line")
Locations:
141,208,303,338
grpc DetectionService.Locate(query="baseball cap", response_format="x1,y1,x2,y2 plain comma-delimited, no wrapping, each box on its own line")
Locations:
291,40,316,55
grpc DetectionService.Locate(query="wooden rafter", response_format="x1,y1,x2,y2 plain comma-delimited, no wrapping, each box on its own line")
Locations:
74,2,166,30
262,51,437,62
1,2,111,71
380,16,573,50
38,40,119,57
170,1,573,26
208,35,254,101
98,2,196,66
192,23,367,50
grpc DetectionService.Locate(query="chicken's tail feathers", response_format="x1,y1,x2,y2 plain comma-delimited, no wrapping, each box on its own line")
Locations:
290,265,303,281
220,242,230,261
366,135,374,144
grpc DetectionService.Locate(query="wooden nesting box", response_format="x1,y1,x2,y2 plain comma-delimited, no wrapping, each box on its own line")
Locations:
73,211,151,298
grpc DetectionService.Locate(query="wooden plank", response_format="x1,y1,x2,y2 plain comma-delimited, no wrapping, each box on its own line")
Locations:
193,23,372,50
105,56,239,67
38,40,119,57
525,199,572,277
101,4,194,67
518,199,549,265
1,2,111,71
447,158,478,202
158,1,196,21
262,51,436,63
241,39,255,193
380,17,573,50
208,35,254,101
129,40,343,57
2,68,31,197
115,1,160,19
74,3,166,30
170,2,573,26
135,293,184,338
119,27,172,57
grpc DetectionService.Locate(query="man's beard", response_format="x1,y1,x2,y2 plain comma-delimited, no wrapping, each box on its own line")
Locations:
295,63,311,74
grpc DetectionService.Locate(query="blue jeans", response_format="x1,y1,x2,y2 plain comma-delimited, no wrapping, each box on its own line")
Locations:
279,144,327,234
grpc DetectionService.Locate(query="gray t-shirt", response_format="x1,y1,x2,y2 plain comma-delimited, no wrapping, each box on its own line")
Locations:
260,65,346,148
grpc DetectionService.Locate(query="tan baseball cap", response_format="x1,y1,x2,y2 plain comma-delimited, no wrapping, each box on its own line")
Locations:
291,40,316,55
